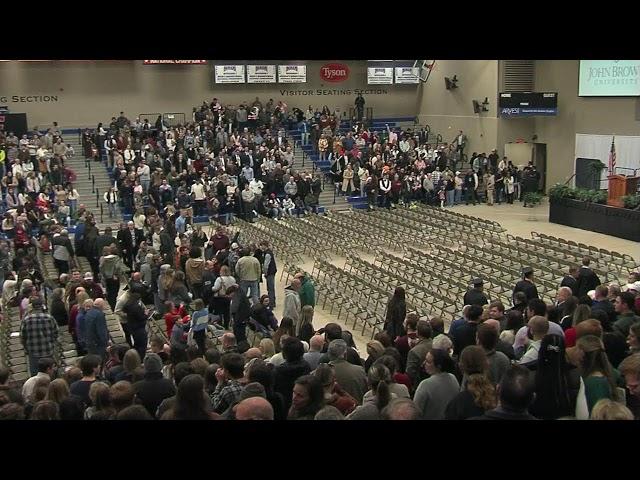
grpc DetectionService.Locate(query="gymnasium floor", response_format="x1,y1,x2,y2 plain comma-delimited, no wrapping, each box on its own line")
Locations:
223,200,639,354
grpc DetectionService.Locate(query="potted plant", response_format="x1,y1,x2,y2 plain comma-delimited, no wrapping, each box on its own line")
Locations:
523,191,543,207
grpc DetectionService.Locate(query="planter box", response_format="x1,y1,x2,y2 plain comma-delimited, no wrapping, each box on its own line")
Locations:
549,198,640,242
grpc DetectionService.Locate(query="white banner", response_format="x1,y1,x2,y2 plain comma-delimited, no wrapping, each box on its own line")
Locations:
247,65,276,83
214,65,246,83
394,67,420,84
367,67,394,85
575,133,640,184
278,65,307,83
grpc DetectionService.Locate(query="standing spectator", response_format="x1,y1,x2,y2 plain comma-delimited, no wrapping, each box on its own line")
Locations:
84,298,109,360
20,298,58,376
405,320,433,391
613,292,640,337
52,230,75,274
383,287,407,342
259,241,277,308
295,271,315,308
470,365,537,420
22,357,55,402
210,353,245,414
328,339,367,404
451,305,483,356
134,353,176,418
575,257,602,298
413,348,459,420
463,278,489,306
235,248,261,305
282,280,302,329
274,337,312,414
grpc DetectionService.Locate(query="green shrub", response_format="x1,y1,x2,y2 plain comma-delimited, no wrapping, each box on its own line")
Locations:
548,184,576,200
622,194,640,209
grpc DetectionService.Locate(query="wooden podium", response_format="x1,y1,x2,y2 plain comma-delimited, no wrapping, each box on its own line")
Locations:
607,175,640,207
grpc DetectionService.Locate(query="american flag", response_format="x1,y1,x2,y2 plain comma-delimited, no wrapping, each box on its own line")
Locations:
608,136,616,175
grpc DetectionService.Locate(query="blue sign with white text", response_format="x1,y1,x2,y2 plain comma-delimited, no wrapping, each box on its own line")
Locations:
500,107,557,117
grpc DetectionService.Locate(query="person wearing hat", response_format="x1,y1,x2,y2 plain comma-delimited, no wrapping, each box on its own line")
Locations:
134,353,176,418
463,278,489,307
81,271,104,300
512,267,539,304
20,297,59,376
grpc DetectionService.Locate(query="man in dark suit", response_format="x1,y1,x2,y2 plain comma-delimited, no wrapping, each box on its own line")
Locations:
591,285,616,329
513,267,539,303
117,222,134,270
451,305,483,356
560,265,579,297
463,278,489,306
576,257,602,298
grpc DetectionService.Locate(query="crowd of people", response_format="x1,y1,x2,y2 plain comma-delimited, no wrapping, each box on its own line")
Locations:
2,210,640,420
82,101,325,223
0,125,80,245
1,99,639,421
321,124,543,210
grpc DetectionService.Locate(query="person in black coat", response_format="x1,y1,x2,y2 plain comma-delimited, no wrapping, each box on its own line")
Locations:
134,353,176,418
122,293,149,360
469,365,538,420
512,267,539,303
560,266,579,297
117,223,135,270
463,278,489,306
383,287,407,341
273,337,311,414
49,288,69,326
575,257,602,298
451,305,484,356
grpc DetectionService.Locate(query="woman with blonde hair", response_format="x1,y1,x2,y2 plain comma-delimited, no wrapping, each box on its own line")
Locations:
84,382,114,420
445,346,497,420
296,305,315,343
45,378,70,405
564,304,592,348
259,338,276,362
590,399,634,420
364,340,385,373
116,349,144,383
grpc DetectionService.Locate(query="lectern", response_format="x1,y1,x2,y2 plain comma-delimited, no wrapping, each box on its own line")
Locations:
607,175,640,207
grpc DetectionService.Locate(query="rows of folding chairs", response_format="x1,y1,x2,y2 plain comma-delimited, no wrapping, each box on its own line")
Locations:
344,256,454,322
462,242,560,303
311,258,389,338
399,245,516,309
412,203,506,234
234,219,304,263
301,214,389,254
530,231,638,278
255,218,335,260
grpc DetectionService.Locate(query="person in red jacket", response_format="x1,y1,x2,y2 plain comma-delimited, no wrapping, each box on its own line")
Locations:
164,301,189,339
314,363,357,416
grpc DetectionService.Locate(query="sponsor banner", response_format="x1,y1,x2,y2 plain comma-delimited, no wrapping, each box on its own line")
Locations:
394,67,420,84
367,67,394,85
214,65,246,84
246,65,277,83
279,88,389,96
278,65,307,83
320,63,350,83
500,107,557,117
143,60,207,65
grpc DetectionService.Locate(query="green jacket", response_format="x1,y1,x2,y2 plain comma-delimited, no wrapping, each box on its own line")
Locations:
299,276,316,307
